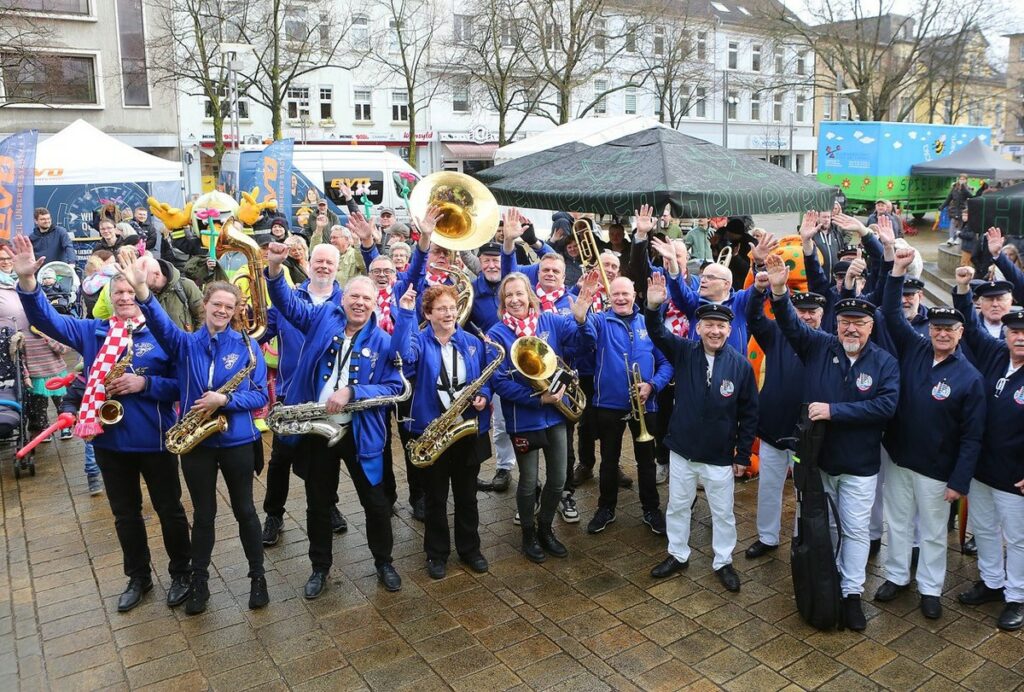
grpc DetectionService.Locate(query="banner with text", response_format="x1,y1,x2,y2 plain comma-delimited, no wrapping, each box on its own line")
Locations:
259,139,294,219
0,130,38,241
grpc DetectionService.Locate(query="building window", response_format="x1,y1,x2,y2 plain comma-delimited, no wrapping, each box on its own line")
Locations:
694,87,706,117
544,22,560,50
500,19,515,47
1017,116,1024,136
727,42,738,70
594,79,607,115
773,92,783,121
750,92,760,121
284,6,307,42
204,87,250,119
625,25,637,53
774,46,784,73
968,100,982,126
796,50,807,75
116,0,149,106
389,20,400,52
594,19,606,51
624,86,637,115
354,89,372,121
796,93,805,122
751,44,761,72
453,14,472,43
319,87,333,120
391,89,409,121
452,83,469,112
6,0,88,13
696,31,707,61
654,26,665,56
352,15,369,44
286,87,309,119
0,52,98,104
727,91,738,120
823,95,832,120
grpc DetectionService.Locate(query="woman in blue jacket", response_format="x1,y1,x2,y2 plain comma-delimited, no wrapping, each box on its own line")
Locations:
119,254,269,616
392,285,494,580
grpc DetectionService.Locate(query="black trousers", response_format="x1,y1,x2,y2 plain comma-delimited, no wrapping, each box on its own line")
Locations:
382,402,425,506
263,433,338,518
655,382,675,466
595,407,660,513
26,394,62,434
566,375,597,490
302,432,393,571
422,436,482,561
181,443,264,580
95,448,191,580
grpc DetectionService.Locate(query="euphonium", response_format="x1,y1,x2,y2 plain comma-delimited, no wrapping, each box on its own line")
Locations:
266,356,412,444
572,219,612,296
165,335,257,455
717,244,733,267
407,339,505,468
97,328,135,426
408,171,500,250
626,355,654,443
509,336,586,423
220,217,268,341
420,263,474,328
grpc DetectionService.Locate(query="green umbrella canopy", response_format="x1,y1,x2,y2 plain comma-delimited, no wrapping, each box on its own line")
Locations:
486,127,837,217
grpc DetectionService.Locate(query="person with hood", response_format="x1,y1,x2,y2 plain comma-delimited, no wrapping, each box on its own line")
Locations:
29,207,76,266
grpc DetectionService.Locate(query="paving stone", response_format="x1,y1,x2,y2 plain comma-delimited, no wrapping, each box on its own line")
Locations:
125,651,199,688
923,644,985,682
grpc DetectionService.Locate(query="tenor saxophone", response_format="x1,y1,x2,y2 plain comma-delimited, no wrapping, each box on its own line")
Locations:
165,334,258,455
406,338,505,468
266,356,411,445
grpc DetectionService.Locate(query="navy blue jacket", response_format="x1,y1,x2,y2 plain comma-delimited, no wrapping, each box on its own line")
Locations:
644,308,758,466
137,294,268,449
266,269,402,484
994,253,1024,305
953,288,1024,495
667,270,755,354
579,306,672,412
392,307,493,435
746,287,808,447
29,225,76,266
771,291,900,476
500,243,557,288
883,274,984,493
19,286,179,452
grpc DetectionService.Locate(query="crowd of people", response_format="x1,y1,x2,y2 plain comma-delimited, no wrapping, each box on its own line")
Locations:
7,191,1024,635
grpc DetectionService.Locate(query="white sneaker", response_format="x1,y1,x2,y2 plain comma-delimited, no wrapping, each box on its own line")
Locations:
655,463,669,485
558,494,580,523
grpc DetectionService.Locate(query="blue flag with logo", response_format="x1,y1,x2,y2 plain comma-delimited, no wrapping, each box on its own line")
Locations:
259,139,294,220
0,130,38,241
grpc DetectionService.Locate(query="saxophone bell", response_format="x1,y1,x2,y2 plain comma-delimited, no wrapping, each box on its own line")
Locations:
97,400,124,425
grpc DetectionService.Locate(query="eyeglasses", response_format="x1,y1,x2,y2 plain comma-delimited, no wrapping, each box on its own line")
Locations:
928,324,961,333
431,306,458,314
369,268,396,275
837,318,871,328
0,255,12,262
700,275,729,283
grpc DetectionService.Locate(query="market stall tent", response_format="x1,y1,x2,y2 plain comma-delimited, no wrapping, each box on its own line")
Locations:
910,137,1024,180
967,181,1024,238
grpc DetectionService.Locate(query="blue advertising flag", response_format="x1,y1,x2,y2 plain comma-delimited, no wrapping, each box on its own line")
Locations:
259,139,294,219
0,130,38,241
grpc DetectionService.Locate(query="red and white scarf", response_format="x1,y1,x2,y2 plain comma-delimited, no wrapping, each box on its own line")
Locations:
426,268,448,286
591,287,606,313
376,286,394,334
75,316,143,440
664,299,689,337
535,284,565,313
502,309,538,337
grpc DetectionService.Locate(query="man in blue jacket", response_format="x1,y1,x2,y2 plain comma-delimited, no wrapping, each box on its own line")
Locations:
952,266,1024,631
879,248,985,620
985,228,1024,305
645,274,758,594
765,253,900,631
29,207,76,266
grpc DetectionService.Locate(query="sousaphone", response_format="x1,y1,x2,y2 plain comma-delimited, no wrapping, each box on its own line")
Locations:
408,171,500,250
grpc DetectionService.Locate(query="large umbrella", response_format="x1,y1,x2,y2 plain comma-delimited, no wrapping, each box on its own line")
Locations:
967,181,1024,237
911,137,1024,180
484,126,837,217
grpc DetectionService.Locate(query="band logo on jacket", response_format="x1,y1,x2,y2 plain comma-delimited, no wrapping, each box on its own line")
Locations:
362,347,379,371
223,353,240,370
720,379,734,397
856,373,873,392
931,381,951,401
1015,386,1024,406
134,342,154,358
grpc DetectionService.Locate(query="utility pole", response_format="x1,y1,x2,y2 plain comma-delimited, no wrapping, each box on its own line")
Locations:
722,70,730,148
789,112,795,172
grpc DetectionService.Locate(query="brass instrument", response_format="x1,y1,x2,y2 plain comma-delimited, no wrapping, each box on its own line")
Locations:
420,263,474,329
165,334,257,455
408,171,499,250
626,355,654,443
266,356,412,445
219,217,269,341
407,339,506,468
97,328,135,426
572,219,612,297
717,245,733,267
509,336,586,423
516,239,539,264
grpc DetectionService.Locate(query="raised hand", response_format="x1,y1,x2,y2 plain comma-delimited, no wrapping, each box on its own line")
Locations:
892,247,916,275
754,271,770,292
502,208,524,242
876,214,895,247
832,212,865,234
765,253,789,293
416,204,442,239
646,272,668,308
399,285,417,310
751,231,779,264
238,187,275,226
986,227,1005,257
634,204,655,237
11,234,44,279
266,241,289,268
954,265,975,291
347,211,375,245
799,211,819,242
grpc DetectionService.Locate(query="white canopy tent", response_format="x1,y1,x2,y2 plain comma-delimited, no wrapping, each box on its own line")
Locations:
493,115,666,166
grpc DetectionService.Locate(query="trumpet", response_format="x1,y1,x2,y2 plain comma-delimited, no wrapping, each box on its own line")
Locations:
509,336,586,422
626,355,654,443
572,219,612,297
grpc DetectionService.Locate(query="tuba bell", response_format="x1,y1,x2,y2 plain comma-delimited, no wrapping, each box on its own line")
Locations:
218,217,269,341
509,336,586,423
408,171,500,250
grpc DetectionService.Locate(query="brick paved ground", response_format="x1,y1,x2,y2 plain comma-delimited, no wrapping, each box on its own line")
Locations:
3,431,1024,691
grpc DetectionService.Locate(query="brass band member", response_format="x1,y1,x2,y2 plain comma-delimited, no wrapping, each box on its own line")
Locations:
117,252,269,616
12,236,192,614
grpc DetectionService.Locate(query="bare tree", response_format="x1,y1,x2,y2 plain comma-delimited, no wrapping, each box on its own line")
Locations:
916,27,1008,124
0,2,58,108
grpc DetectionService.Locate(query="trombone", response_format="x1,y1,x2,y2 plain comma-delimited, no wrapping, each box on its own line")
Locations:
626,355,654,443
572,219,612,296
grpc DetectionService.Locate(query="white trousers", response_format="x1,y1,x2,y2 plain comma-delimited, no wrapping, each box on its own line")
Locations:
755,442,794,546
490,394,516,471
870,453,886,541
881,457,949,596
821,471,877,597
969,480,1024,602
666,452,736,570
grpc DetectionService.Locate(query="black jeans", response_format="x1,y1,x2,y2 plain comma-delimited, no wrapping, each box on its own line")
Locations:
26,394,62,434
423,436,482,561
382,402,425,506
569,375,597,481
95,448,191,580
263,434,300,519
302,432,393,571
655,382,675,466
595,407,660,513
181,443,264,580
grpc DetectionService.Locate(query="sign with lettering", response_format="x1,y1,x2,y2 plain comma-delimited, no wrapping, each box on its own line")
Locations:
0,130,38,241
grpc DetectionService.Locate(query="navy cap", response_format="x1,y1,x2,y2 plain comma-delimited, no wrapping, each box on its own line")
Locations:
835,297,876,318
695,303,734,322
1002,309,1024,329
792,292,827,310
837,246,859,260
975,280,1013,298
833,260,851,276
927,306,964,326
902,278,924,294
479,242,502,256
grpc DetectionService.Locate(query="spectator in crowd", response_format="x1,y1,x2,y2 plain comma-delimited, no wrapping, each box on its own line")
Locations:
957,208,977,268
285,235,310,275
389,242,411,274
93,219,122,253
331,226,366,287
130,206,158,253
659,205,682,239
29,207,76,266
306,200,339,241
268,217,290,244
942,174,974,246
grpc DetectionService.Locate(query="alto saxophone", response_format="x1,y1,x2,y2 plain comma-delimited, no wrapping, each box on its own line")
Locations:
97,327,135,426
165,334,258,455
406,338,505,468
266,356,411,445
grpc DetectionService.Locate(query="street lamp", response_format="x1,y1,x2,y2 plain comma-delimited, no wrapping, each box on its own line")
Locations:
221,42,253,150
831,87,859,122
722,70,740,148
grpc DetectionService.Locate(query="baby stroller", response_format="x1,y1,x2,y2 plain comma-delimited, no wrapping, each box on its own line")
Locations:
0,320,33,477
39,261,84,319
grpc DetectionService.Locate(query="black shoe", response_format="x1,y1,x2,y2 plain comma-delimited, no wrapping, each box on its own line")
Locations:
873,580,909,602
330,506,348,533
459,553,489,573
304,571,328,599
715,564,741,593
617,468,633,489
537,523,568,558
490,468,511,492
476,477,493,491
412,497,426,522
869,538,881,557
920,595,942,620
844,595,867,631
376,564,402,592
586,507,616,534
117,577,153,612
426,559,447,580
262,515,283,546
166,575,191,608
650,555,688,578
184,579,209,616
745,540,778,559
521,527,546,563
963,536,977,556
571,464,594,486
249,575,269,609
642,509,666,536
958,580,1005,605
998,602,1024,631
